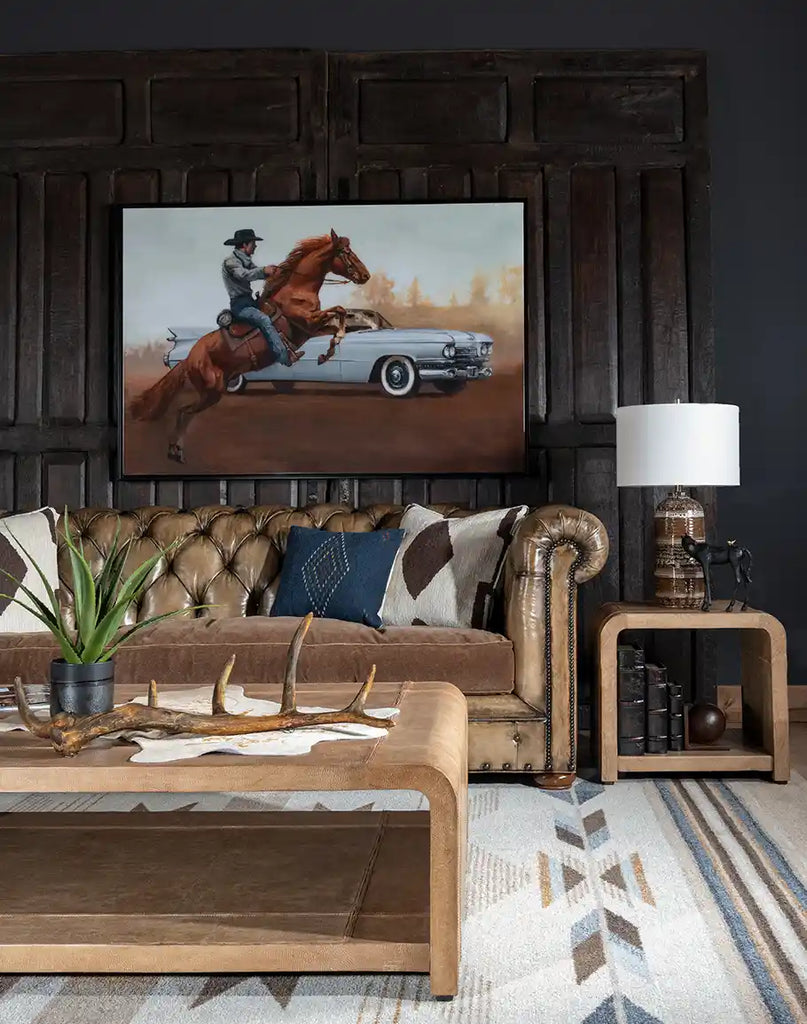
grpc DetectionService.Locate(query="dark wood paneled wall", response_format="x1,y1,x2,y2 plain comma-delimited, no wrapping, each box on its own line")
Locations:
0,48,326,515
329,50,713,697
0,48,713,699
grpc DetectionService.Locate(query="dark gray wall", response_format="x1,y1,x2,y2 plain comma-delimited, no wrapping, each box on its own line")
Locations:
2,0,805,683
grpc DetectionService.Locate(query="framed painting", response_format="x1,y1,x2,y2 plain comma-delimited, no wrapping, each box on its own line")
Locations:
116,200,526,478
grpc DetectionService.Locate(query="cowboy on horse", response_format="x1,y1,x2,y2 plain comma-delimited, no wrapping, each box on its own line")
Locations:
130,229,370,465
221,228,303,366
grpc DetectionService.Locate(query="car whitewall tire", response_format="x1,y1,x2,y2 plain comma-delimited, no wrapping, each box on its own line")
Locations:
379,355,420,397
225,374,247,394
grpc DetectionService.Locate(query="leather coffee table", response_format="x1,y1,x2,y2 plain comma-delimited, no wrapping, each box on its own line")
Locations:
0,680,467,997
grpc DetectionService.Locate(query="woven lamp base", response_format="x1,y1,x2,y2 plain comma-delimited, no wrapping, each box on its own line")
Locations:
653,488,705,607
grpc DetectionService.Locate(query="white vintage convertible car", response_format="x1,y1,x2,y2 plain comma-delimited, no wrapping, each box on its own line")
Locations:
162,308,494,398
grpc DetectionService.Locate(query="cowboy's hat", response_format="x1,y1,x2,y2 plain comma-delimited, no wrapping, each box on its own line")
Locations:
224,228,263,246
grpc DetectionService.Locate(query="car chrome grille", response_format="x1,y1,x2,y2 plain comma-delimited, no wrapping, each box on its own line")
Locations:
418,359,486,371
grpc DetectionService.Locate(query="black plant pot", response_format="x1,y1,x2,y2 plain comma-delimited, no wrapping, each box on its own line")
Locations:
50,659,115,716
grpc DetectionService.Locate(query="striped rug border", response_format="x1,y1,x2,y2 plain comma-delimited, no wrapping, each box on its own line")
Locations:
697,782,807,949
655,779,803,1024
714,781,807,909
673,780,807,1016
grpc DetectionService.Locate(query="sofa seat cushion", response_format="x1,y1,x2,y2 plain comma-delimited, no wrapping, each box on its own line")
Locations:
0,616,514,697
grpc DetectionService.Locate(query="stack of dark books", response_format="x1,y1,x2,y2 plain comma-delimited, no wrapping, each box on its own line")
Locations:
617,644,645,754
645,663,669,753
667,681,684,751
617,644,685,754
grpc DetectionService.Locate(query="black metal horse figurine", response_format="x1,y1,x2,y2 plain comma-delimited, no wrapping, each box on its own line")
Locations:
681,535,753,612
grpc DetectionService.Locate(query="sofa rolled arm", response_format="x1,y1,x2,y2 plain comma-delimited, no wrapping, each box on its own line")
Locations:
504,505,609,774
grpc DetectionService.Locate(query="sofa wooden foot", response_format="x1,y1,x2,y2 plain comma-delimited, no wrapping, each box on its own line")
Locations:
531,772,576,790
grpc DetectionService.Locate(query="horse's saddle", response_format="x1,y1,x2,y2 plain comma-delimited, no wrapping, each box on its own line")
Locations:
215,312,256,357
216,303,294,362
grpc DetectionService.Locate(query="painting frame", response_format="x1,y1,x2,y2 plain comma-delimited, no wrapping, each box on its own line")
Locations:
113,198,529,481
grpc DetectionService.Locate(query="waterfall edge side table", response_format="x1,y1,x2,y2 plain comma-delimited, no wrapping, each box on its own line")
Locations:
596,601,789,783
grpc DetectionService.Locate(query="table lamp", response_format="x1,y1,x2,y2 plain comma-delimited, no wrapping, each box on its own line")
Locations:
616,402,740,607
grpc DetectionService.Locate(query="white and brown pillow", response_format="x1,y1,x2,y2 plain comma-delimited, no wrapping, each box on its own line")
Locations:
381,504,528,630
0,508,59,633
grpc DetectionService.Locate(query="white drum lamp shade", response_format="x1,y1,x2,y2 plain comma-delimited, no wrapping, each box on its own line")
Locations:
616,403,740,488
615,403,740,607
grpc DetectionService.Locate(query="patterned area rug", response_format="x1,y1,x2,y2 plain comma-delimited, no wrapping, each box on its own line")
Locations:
0,773,805,1024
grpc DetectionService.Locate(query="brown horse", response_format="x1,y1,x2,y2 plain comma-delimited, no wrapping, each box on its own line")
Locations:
129,230,370,463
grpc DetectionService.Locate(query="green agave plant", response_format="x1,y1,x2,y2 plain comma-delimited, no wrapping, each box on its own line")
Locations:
0,514,199,664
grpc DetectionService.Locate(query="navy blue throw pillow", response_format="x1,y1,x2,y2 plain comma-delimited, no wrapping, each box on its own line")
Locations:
271,526,404,628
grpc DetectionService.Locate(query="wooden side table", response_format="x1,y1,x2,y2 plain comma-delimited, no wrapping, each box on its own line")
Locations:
596,601,789,783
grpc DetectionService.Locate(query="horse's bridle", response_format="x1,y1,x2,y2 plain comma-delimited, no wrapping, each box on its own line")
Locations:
330,241,366,285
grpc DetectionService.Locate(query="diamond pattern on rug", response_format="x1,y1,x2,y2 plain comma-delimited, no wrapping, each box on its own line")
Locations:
583,809,610,849
224,795,290,812
560,795,655,994
605,909,648,978
191,973,299,1010
30,975,158,1024
600,859,626,892
599,853,655,907
190,975,243,1009
537,851,588,907
465,845,531,917
283,790,424,812
556,816,586,849
263,974,300,1009
0,977,17,999
131,801,198,813
3,776,804,1023
571,910,606,984
312,800,375,812
623,999,664,1024
571,908,649,987
583,995,619,1024
574,780,607,805
544,788,576,804
583,996,662,1024
301,533,350,616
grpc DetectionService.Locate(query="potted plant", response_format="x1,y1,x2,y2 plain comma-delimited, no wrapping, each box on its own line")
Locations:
1,517,193,716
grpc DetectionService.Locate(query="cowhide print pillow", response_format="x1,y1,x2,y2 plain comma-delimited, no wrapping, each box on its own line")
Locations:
381,504,528,630
0,508,60,633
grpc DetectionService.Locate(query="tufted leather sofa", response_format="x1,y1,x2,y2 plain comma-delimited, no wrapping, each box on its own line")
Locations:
0,502,608,789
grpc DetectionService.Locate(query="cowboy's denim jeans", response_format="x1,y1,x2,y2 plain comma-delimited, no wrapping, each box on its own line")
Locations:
233,304,291,367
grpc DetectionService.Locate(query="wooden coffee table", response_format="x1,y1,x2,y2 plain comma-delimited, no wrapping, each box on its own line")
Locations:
0,680,467,998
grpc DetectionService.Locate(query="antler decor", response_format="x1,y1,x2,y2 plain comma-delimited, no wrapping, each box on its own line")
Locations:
13,613,393,757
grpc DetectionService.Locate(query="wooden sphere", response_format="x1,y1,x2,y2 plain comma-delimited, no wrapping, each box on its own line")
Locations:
688,703,727,744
